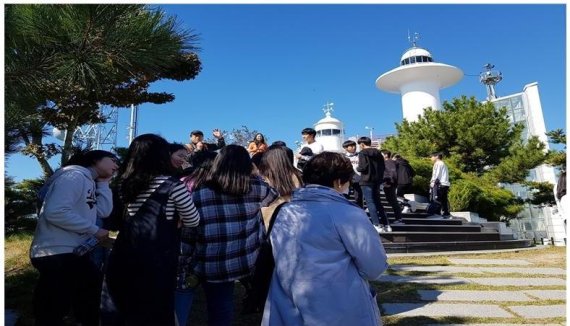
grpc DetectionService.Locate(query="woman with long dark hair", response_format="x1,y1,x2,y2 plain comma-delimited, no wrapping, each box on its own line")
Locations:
247,132,268,156
190,145,278,325
105,134,200,326
174,150,217,326
258,145,303,228
31,149,118,326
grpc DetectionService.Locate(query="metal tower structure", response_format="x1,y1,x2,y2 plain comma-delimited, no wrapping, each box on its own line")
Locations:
480,63,503,101
73,105,119,151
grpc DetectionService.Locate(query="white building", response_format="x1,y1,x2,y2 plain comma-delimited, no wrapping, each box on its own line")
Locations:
314,102,344,153
375,36,564,245
375,37,463,122
489,83,564,245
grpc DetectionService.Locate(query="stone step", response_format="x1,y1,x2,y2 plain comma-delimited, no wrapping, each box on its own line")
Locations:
388,217,463,225
389,224,482,233
382,239,534,253
381,231,501,243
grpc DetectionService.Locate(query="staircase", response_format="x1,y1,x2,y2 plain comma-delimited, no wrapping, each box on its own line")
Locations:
359,190,533,253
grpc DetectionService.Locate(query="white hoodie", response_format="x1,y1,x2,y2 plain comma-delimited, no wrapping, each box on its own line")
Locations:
30,165,113,258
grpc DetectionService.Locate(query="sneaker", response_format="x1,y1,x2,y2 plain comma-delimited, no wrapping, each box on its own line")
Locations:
373,225,385,233
384,225,393,232
442,214,453,219
401,206,410,214
392,219,405,225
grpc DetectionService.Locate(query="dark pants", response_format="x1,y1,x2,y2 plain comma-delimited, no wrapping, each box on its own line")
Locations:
438,185,450,216
361,183,387,226
32,253,103,326
203,281,235,326
384,184,402,221
396,184,413,197
351,182,363,208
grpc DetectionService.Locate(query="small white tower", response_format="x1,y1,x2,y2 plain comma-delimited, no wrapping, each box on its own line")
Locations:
376,33,463,122
314,102,344,152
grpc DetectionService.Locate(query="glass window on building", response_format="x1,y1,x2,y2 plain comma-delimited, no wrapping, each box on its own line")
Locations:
322,129,332,136
332,129,341,135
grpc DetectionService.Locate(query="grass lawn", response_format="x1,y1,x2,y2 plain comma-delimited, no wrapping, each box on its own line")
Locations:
6,230,566,326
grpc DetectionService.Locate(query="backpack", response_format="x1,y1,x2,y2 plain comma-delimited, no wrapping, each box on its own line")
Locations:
383,160,398,186
427,181,441,214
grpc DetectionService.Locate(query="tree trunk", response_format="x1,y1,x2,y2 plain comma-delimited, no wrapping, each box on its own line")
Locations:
61,126,76,166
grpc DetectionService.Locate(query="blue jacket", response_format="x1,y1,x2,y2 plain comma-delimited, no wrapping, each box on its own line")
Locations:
262,185,388,326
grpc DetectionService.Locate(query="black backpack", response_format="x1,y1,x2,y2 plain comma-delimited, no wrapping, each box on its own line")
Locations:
383,160,398,186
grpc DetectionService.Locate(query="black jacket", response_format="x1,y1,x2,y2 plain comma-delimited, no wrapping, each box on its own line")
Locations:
356,148,385,186
395,158,415,185
383,159,399,186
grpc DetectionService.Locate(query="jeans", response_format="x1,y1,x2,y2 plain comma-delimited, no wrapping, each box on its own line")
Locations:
175,288,195,326
203,281,235,326
32,253,102,326
361,184,387,225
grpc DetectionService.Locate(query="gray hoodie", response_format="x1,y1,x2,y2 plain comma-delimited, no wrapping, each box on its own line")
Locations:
30,165,113,258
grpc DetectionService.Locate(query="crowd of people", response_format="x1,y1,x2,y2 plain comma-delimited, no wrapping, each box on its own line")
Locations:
31,126,452,326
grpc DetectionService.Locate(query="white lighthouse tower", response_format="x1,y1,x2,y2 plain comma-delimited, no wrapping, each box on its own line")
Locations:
376,33,463,122
314,102,344,152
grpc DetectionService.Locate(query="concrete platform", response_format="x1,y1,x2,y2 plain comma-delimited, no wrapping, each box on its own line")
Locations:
382,303,513,318
418,290,531,302
378,275,468,285
467,277,566,286
508,305,566,318
523,290,567,300
448,258,532,265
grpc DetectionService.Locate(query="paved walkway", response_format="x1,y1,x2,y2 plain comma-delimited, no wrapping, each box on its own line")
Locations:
378,255,566,323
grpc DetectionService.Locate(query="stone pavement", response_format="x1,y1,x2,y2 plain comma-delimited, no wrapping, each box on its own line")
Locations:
378,254,566,324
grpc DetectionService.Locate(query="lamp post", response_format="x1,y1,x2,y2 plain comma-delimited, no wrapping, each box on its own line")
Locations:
365,126,374,139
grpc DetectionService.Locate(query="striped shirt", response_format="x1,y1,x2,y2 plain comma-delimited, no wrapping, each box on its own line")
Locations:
127,176,199,227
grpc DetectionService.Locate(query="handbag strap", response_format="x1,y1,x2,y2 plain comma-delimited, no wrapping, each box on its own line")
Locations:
264,202,287,240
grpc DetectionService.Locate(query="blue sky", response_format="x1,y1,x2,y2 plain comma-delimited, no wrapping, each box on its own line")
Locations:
6,4,566,181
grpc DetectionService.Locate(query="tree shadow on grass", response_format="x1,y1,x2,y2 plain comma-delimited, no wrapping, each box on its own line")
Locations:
384,316,470,326
5,268,37,326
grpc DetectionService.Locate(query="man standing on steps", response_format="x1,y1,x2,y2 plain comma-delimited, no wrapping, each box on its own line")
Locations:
185,129,226,153
356,137,389,232
430,152,451,218
381,150,404,226
295,128,324,160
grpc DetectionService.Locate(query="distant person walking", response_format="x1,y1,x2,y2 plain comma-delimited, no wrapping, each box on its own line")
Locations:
555,171,567,232
381,150,403,226
430,152,451,217
356,137,387,232
343,140,363,208
31,150,118,326
393,153,416,199
262,152,388,326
